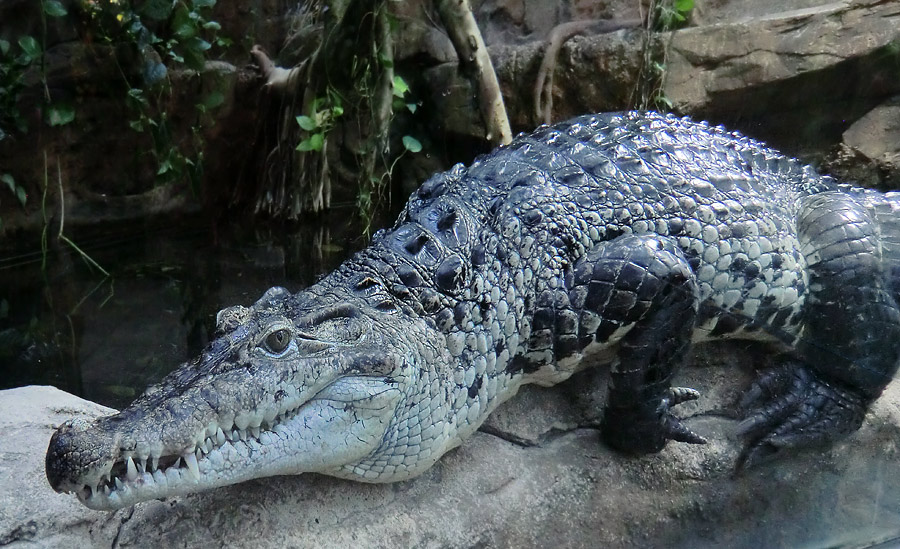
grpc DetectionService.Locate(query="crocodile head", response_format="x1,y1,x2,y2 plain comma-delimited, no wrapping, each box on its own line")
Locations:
45,284,419,510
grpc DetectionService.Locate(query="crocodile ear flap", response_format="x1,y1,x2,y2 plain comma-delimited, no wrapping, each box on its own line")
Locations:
216,305,251,334
255,286,291,308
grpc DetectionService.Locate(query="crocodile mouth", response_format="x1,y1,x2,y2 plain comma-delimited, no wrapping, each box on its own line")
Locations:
75,402,307,510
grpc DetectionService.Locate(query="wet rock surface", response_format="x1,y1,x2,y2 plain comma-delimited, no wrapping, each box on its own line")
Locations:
4,342,900,548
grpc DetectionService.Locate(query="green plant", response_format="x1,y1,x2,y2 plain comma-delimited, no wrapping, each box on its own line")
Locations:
0,1,73,140
83,0,231,188
295,90,344,152
356,72,422,235
655,0,694,31
633,0,695,112
0,38,35,138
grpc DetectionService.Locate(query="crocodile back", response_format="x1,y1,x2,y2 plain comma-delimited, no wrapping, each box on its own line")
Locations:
356,112,845,394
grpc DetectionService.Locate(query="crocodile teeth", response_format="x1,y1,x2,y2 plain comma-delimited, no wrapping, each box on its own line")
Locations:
184,453,200,480
151,455,159,472
115,477,125,491
216,428,226,446
250,426,260,440
126,456,138,482
153,469,166,486
166,466,179,484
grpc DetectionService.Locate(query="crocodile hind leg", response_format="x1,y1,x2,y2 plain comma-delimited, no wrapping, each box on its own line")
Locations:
568,233,706,454
738,192,900,467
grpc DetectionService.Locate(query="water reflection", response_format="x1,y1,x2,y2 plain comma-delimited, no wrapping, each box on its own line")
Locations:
0,212,363,409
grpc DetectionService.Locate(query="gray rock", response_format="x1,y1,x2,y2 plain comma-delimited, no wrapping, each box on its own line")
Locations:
5,341,900,548
841,96,900,186
663,0,900,114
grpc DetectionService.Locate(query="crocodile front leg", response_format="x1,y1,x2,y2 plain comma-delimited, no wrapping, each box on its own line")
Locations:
738,192,900,467
568,234,706,454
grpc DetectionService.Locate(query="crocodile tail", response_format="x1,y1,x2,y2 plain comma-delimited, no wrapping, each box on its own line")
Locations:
853,188,900,299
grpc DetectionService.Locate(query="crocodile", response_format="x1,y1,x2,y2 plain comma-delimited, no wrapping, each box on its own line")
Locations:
46,111,900,511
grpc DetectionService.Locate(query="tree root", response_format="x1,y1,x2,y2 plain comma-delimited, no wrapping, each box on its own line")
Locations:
249,45,303,92
534,19,642,125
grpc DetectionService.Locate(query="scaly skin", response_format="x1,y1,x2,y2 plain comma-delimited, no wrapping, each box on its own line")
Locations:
46,112,900,510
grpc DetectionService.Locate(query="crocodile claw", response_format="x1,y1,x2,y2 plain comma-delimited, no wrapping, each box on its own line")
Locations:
736,363,866,470
603,386,706,454
661,387,707,445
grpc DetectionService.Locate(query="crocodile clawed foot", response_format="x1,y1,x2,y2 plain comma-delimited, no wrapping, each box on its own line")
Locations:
603,386,706,454
660,387,707,444
736,363,867,470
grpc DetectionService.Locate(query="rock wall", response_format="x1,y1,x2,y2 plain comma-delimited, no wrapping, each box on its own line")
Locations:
4,342,900,547
1,0,898,238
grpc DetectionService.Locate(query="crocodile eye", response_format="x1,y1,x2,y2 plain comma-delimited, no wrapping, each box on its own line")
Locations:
263,329,292,355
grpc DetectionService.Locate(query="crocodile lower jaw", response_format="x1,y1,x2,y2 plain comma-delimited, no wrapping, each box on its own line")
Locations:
76,405,307,511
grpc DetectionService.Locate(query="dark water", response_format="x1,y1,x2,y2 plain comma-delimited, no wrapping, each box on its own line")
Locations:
0,211,364,409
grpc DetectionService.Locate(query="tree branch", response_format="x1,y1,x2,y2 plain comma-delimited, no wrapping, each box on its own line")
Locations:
436,0,512,146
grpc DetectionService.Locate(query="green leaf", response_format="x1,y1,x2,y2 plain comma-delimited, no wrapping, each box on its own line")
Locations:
402,135,422,153
15,186,26,207
187,37,211,52
295,115,317,131
296,132,324,151
127,88,149,107
674,0,694,12
0,39,10,56
392,75,409,97
129,119,144,131
202,21,221,31
172,6,197,39
307,133,324,151
202,91,224,109
47,103,76,126
157,159,172,175
406,102,417,114
18,36,41,60
331,105,344,117
192,0,217,8
43,0,68,17
181,47,205,70
1,173,15,192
